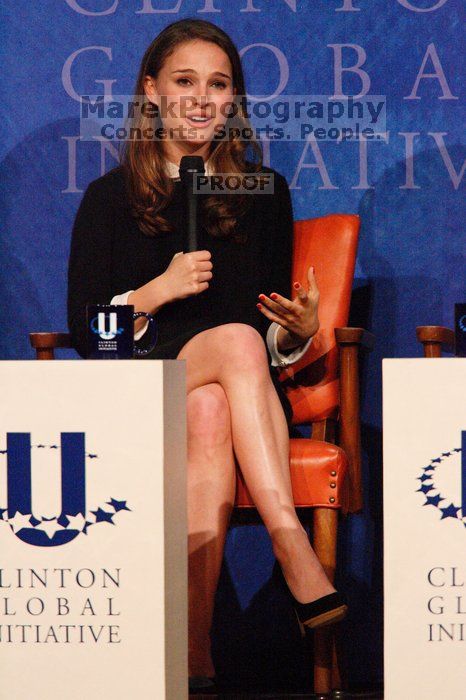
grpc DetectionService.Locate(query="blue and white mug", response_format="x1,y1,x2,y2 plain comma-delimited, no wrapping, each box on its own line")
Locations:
86,304,157,359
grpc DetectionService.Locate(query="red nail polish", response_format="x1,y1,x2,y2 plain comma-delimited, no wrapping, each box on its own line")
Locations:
256,303,262,309
270,293,277,300
258,294,265,300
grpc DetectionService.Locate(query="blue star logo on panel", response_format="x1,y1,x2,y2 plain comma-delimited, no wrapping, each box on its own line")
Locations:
415,431,465,531
0,434,131,547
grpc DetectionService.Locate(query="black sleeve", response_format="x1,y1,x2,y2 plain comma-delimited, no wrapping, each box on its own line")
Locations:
67,180,115,358
269,173,313,359
269,170,294,300
256,170,294,360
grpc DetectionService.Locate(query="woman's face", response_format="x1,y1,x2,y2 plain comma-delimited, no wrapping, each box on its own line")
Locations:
144,39,236,160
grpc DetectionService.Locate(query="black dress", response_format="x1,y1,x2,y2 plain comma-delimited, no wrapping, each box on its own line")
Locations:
67,164,295,428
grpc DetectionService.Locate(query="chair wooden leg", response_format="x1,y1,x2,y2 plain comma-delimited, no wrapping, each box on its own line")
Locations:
338,342,363,513
311,419,336,443
331,636,342,688
312,507,338,695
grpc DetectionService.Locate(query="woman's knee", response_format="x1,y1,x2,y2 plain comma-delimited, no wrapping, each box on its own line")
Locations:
187,383,231,446
213,323,269,373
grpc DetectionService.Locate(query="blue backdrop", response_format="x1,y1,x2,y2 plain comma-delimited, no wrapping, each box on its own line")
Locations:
1,0,464,692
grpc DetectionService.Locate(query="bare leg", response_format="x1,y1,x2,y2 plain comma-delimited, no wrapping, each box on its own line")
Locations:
177,323,335,605
185,382,236,678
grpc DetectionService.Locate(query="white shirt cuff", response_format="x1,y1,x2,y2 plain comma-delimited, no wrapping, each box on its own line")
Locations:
110,290,149,341
266,321,313,368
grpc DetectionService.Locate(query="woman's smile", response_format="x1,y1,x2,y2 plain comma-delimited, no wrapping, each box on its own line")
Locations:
185,114,214,128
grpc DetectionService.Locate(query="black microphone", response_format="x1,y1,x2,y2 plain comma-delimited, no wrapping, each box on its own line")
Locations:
179,155,205,253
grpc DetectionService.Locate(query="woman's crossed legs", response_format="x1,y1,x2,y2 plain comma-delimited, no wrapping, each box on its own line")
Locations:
178,323,335,677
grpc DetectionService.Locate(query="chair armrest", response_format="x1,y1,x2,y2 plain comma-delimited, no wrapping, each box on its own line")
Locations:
334,327,374,514
335,326,375,351
416,325,454,357
29,332,72,360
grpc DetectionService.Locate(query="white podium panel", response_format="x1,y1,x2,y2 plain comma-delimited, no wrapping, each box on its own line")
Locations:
383,359,466,700
0,360,187,700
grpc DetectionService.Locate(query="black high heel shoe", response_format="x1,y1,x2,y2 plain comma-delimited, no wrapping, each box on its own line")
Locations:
272,559,348,636
188,675,218,695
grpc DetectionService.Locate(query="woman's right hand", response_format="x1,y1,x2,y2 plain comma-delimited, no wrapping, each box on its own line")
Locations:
161,250,213,302
127,249,213,324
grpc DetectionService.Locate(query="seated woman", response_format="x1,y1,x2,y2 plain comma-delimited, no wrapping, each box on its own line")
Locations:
67,17,347,693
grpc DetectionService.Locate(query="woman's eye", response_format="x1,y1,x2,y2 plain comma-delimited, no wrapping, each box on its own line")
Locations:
176,78,227,89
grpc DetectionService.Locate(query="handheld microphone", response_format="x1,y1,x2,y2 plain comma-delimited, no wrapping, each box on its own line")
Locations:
179,156,205,253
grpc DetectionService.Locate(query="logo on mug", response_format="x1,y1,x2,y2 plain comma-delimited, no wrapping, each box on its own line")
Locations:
90,312,124,340
0,433,131,548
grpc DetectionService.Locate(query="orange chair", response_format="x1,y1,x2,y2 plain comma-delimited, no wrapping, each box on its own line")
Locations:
234,214,372,695
30,213,372,697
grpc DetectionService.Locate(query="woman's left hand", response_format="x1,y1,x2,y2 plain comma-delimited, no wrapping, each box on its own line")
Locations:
256,264,320,343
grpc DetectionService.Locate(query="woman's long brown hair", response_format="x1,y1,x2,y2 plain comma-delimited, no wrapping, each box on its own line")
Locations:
120,18,264,242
